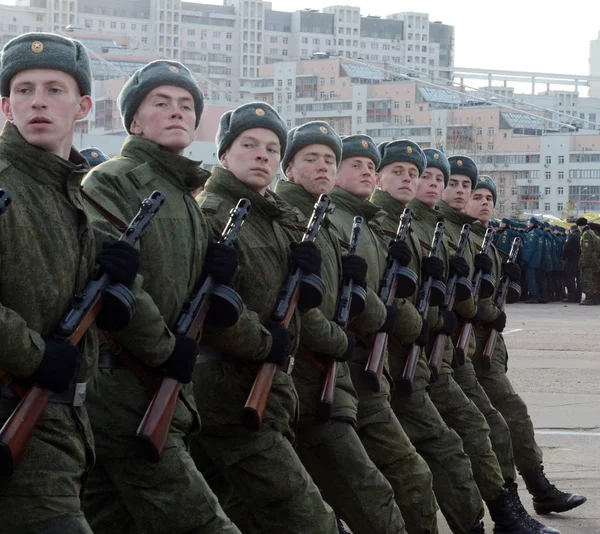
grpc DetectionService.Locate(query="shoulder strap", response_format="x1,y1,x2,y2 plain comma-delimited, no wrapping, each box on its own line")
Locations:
80,188,128,232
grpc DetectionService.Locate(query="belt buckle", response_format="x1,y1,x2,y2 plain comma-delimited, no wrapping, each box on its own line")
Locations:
73,382,87,407
281,355,295,375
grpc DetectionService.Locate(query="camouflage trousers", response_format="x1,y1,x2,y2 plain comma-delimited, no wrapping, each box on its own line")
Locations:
0,402,95,534
473,327,543,476
579,267,600,297
428,359,506,505
297,418,406,534
349,359,438,534
390,354,483,534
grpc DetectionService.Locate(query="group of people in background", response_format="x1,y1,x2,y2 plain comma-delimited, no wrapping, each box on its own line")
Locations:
1,31,590,534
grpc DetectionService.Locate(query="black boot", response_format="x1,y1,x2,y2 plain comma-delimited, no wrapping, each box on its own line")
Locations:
470,521,486,533
522,465,587,515
505,483,561,533
486,490,541,533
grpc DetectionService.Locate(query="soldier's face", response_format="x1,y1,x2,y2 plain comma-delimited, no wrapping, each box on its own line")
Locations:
416,167,445,208
335,157,376,200
286,144,337,196
377,161,419,204
130,86,196,154
442,175,472,211
466,190,494,224
220,128,281,195
2,69,92,160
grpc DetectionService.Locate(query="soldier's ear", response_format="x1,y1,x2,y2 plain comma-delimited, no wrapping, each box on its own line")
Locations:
1,97,13,121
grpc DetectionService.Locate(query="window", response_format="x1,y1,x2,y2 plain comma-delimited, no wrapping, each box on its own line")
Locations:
545,156,552,164
301,49,308,55
213,31,220,38
36,14,43,21
371,43,378,50
270,48,277,56
476,127,483,136
313,38,320,45
287,79,293,86
120,23,125,30
329,91,335,98
357,102,362,111
270,36,277,43
488,142,494,150
213,43,220,50
545,171,551,180
277,80,283,87
320,77,325,86
544,203,551,212
188,29,196,36
558,155,564,164
330,77,335,84
405,101,411,109
302,37,308,44
488,127,495,136
393,115,400,123
558,171,564,180
283,38,288,44
99,20,105,28
201,30,207,38
282,49,288,56
557,203,564,212
558,187,564,195
287,92,292,100
131,23,136,30
226,45,232,51
476,143,483,151
511,188,518,195
188,41,195,48
23,25,30,32
545,187,551,195
110,22,116,29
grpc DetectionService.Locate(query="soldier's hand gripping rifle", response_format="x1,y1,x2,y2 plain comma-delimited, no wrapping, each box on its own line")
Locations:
364,208,418,393
317,216,365,421
135,198,250,462
481,237,522,370
0,191,165,476
397,221,446,395
456,227,496,360
428,224,473,380
242,194,330,431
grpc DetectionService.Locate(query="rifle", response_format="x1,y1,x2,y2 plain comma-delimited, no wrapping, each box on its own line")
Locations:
0,191,165,476
481,237,522,370
456,227,495,360
135,198,250,462
397,221,446,395
428,224,471,380
364,208,416,393
242,194,330,431
317,216,364,421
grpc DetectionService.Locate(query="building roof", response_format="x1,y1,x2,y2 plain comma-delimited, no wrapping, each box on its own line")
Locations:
341,63,386,81
418,86,463,105
500,112,547,130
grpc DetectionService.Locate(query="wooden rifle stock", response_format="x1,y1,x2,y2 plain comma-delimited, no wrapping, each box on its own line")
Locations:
136,199,250,461
318,216,364,420
397,344,421,395
364,209,413,392
455,321,472,363
243,194,330,431
481,237,521,370
0,191,165,476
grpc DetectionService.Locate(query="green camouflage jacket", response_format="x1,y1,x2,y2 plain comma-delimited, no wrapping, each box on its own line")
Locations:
274,179,358,423
82,135,209,455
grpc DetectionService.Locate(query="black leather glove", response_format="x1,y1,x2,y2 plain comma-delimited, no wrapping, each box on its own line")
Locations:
336,329,356,362
415,319,430,346
488,311,507,332
204,241,238,286
440,310,458,336
290,241,322,276
162,335,199,384
422,256,444,281
389,239,412,267
379,305,397,334
341,254,367,287
266,325,295,366
449,256,469,279
32,341,80,393
98,241,140,289
474,253,493,275
95,290,135,332
502,262,521,283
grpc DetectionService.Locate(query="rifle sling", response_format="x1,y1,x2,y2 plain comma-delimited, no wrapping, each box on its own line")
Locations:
80,188,128,232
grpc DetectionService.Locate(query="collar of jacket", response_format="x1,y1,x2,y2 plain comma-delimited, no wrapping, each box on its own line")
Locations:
274,179,332,224
408,198,442,226
120,135,209,192
330,186,386,223
437,199,478,227
370,189,407,222
204,166,288,218
470,223,489,238
0,121,88,189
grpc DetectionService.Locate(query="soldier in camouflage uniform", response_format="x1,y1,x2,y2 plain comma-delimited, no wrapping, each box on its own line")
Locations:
577,218,600,305
0,33,139,533
275,122,407,534
439,166,559,534
191,103,338,534
467,177,587,519
81,61,241,533
327,135,440,534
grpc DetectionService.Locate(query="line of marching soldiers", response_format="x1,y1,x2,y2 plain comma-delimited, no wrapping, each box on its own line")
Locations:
0,33,588,534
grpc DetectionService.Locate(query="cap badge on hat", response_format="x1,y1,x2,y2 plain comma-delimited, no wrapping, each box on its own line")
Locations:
255,108,265,116
433,153,439,159
319,126,328,134
169,65,179,73
31,41,44,54
406,146,413,154
457,159,463,166
91,151,98,158
480,176,487,182
361,140,368,148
